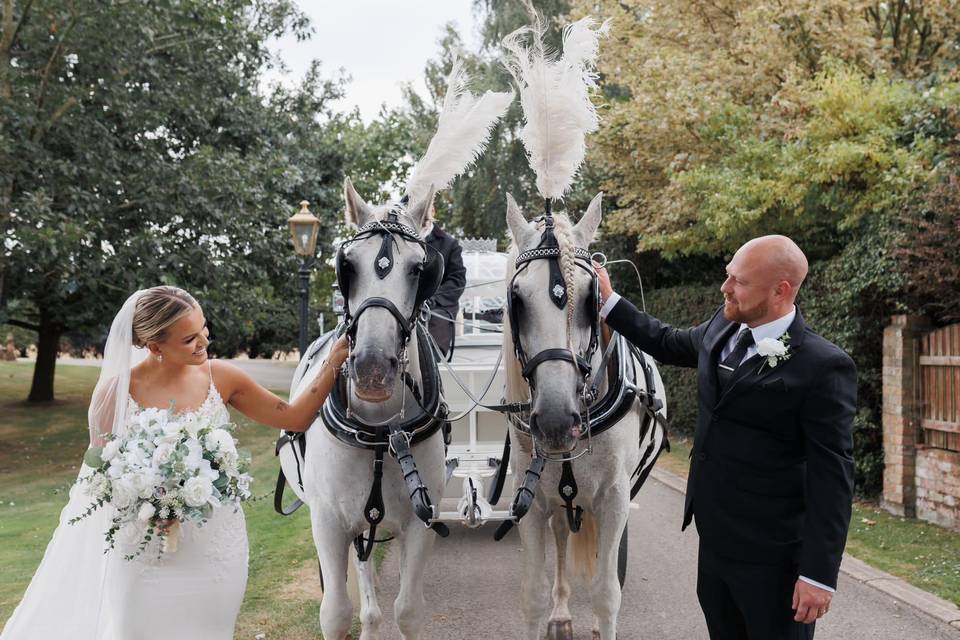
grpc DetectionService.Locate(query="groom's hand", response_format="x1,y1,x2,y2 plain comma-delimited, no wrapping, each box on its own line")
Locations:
793,579,832,623
592,261,614,303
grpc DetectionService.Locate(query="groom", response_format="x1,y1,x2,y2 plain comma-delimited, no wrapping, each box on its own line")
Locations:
595,235,856,639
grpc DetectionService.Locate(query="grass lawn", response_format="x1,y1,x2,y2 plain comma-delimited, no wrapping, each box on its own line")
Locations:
0,361,325,638
659,435,960,606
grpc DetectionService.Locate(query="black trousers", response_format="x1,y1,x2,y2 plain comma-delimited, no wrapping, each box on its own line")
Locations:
427,307,456,357
697,543,816,640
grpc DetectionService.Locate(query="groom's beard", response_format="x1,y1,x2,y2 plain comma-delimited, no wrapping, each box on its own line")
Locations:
724,298,768,325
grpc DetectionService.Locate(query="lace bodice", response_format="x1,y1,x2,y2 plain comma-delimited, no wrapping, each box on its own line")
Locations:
127,380,230,426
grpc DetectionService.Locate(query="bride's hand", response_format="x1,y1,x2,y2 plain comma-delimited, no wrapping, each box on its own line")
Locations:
328,335,350,369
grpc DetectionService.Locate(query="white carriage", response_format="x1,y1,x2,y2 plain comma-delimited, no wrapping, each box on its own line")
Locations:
434,240,515,527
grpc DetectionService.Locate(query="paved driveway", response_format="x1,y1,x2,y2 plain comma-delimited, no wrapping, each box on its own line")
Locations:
373,478,960,639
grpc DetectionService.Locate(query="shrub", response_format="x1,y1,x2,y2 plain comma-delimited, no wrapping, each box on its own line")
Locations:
641,284,722,437
896,179,960,324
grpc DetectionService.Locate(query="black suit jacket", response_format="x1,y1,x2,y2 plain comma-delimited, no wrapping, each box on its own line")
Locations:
606,299,856,589
424,225,466,355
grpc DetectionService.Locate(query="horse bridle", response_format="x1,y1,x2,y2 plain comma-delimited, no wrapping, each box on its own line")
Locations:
507,215,603,460
335,204,444,352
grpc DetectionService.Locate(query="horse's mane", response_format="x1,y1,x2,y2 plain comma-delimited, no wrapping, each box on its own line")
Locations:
503,213,579,404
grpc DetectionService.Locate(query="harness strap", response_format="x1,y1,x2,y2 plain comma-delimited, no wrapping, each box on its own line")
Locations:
494,455,546,541
348,296,413,341
559,459,584,533
354,444,387,562
388,423,450,538
274,432,306,516
521,348,591,381
487,431,512,505
587,331,621,402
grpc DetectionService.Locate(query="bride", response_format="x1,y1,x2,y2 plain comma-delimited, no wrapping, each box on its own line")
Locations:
1,286,348,639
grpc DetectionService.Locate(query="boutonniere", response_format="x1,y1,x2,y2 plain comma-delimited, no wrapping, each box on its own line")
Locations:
756,333,791,373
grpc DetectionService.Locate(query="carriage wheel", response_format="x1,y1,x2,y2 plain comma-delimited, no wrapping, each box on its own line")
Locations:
617,521,628,588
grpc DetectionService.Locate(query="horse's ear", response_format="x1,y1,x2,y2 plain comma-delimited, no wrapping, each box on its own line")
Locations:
406,184,436,230
344,177,372,228
573,192,603,247
506,193,537,248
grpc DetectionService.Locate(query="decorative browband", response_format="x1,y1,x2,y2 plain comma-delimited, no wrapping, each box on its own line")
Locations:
355,219,420,240
516,246,591,267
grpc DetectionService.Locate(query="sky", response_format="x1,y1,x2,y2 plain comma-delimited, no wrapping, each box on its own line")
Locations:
265,0,482,121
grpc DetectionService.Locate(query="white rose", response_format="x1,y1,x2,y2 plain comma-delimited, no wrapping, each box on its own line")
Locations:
755,337,788,358
123,447,147,471
138,502,156,522
154,432,179,446
162,419,183,438
110,476,138,509
183,438,203,471
182,476,214,507
132,470,160,499
153,442,176,466
106,460,126,479
197,458,219,482
101,440,121,462
204,429,236,455
181,415,204,439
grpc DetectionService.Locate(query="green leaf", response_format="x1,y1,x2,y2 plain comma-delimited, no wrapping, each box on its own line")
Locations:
83,447,104,468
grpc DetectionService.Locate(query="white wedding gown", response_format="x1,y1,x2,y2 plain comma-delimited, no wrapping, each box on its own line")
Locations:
1,380,248,640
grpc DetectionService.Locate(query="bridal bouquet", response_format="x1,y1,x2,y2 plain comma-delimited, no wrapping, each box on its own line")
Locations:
71,406,253,560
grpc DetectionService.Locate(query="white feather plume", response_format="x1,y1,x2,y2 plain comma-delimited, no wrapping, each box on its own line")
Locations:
502,15,609,200
404,60,514,204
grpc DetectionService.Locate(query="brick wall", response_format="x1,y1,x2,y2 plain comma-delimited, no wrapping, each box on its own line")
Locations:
882,315,960,532
882,315,928,517
916,447,960,530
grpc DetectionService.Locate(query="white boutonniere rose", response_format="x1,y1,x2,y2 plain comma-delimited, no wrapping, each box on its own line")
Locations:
756,333,792,372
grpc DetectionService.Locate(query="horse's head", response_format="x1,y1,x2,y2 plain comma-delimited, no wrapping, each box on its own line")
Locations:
504,192,604,454
337,178,441,402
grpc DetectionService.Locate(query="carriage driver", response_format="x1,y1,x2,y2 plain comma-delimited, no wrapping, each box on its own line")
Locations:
421,203,467,357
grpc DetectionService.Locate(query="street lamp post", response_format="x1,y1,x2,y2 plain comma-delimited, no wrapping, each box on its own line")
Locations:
288,200,321,360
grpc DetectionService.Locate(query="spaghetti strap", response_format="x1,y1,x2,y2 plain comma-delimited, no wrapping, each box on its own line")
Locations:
208,359,214,383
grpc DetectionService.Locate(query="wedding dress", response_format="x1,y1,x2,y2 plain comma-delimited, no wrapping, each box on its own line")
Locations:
1,291,248,639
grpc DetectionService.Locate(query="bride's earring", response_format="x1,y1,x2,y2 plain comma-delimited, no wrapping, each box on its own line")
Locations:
157,353,163,363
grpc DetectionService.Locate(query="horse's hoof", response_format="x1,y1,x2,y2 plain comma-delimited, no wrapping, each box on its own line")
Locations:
547,619,574,640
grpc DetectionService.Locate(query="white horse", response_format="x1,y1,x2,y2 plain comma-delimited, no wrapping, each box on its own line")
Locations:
280,179,447,640
502,193,667,640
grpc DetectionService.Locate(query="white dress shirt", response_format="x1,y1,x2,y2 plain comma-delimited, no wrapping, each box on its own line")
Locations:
600,294,835,593
720,306,796,364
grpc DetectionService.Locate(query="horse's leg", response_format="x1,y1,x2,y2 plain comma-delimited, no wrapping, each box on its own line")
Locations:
519,504,552,640
547,510,574,640
393,526,434,640
590,493,630,640
312,517,354,640
353,552,383,640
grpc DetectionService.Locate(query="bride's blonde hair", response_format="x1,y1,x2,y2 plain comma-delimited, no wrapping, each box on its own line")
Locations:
132,286,198,347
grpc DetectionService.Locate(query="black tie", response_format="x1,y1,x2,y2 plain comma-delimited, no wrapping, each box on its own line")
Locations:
717,328,754,392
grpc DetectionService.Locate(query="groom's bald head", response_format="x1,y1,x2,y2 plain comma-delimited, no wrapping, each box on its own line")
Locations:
740,235,808,293
721,235,808,326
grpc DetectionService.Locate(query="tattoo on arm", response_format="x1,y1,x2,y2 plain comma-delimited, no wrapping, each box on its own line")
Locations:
275,400,289,412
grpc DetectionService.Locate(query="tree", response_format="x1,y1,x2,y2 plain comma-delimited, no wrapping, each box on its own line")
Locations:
0,0,363,401
567,0,960,255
